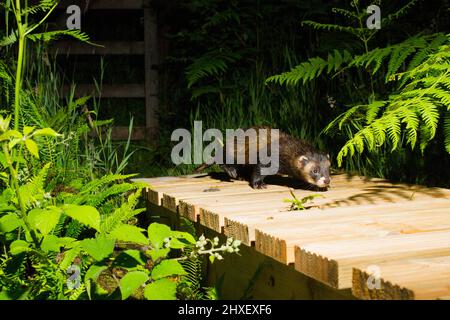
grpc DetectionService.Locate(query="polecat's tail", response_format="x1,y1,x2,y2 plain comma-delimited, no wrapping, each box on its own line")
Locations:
193,163,212,173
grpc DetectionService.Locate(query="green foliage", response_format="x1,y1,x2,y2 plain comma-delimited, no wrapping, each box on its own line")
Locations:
0,1,243,297
325,34,450,165
0,121,241,299
266,0,450,173
266,49,352,86
284,190,324,211
186,49,241,88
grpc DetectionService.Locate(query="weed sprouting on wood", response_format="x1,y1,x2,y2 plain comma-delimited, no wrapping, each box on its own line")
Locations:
283,190,325,211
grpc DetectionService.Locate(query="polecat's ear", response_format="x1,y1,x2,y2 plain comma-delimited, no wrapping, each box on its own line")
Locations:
327,154,330,160
298,155,309,167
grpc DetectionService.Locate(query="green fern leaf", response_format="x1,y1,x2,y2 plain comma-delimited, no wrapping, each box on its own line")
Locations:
444,111,450,154
186,49,241,88
28,29,91,43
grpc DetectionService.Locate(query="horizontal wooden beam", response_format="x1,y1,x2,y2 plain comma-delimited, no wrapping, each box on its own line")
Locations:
111,126,147,140
62,84,145,98
50,41,145,55
57,0,143,10
89,126,151,140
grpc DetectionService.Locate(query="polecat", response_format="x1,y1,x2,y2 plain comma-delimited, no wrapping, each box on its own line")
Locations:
195,127,331,189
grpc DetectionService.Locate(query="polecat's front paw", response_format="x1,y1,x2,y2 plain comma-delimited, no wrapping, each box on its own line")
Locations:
251,180,267,189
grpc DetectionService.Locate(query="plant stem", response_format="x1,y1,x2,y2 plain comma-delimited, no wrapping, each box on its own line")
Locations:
13,0,25,130
2,143,40,248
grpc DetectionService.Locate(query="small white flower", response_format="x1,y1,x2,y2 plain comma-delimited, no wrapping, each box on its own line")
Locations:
213,237,219,246
232,240,241,248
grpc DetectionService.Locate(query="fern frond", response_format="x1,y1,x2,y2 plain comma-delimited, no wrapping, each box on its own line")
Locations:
22,0,59,15
366,101,386,124
266,50,351,86
19,163,51,208
85,183,140,207
417,100,439,140
0,31,18,46
381,0,420,27
79,173,137,195
444,111,450,154
301,20,367,39
407,34,447,72
331,7,358,20
100,189,144,234
0,60,11,83
64,220,85,238
186,49,241,88
386,42,417,81
28,29,91,43
68,283,85,300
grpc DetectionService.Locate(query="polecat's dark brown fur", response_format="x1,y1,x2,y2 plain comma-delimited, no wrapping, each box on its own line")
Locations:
195,127,331,189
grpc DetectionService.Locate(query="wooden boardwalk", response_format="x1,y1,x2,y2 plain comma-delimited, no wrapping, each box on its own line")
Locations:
135,173,450,300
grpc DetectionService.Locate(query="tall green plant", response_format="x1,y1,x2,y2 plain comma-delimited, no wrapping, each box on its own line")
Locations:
1,0,90,130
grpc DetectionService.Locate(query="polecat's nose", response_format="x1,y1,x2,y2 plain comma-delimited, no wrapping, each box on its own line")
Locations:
323,177,331,186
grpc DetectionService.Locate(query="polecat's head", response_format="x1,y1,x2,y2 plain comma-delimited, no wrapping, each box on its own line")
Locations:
297,153,331,188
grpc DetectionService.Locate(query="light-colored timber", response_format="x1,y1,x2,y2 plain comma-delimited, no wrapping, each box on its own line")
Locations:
135,173,450,300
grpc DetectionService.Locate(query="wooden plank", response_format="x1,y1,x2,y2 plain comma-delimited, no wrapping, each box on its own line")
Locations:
133,174,212,188
143,0,159,131
62,84,145,98
352,255,450,300
179,182,449,234
161,180,278,212
255,204,450,264
50,41,145,55
58,0,143,10
176,182,377,221
295,230,450,289
140,174,450,299
225,198,450,245
142,174,240,206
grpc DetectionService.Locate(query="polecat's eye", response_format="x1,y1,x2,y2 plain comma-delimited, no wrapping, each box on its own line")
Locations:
312,169,319,174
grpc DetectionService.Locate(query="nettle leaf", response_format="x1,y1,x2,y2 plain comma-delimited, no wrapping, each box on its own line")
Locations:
119,271,149,300
151,259,187,280
33,128,60,137
144,278,177,300
0,213,22,233
10,240,31,255
41,235,76,252
23,126,35,136
28,207,61,235
59,245,82,271
81,237,115,261
171,231,196,246
109,224,148,245
85,264,108,300
0,130,22,141
148,223,173,249
148,247,170,261
112,249,146,269
63,204,100,231
25,139,39,158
